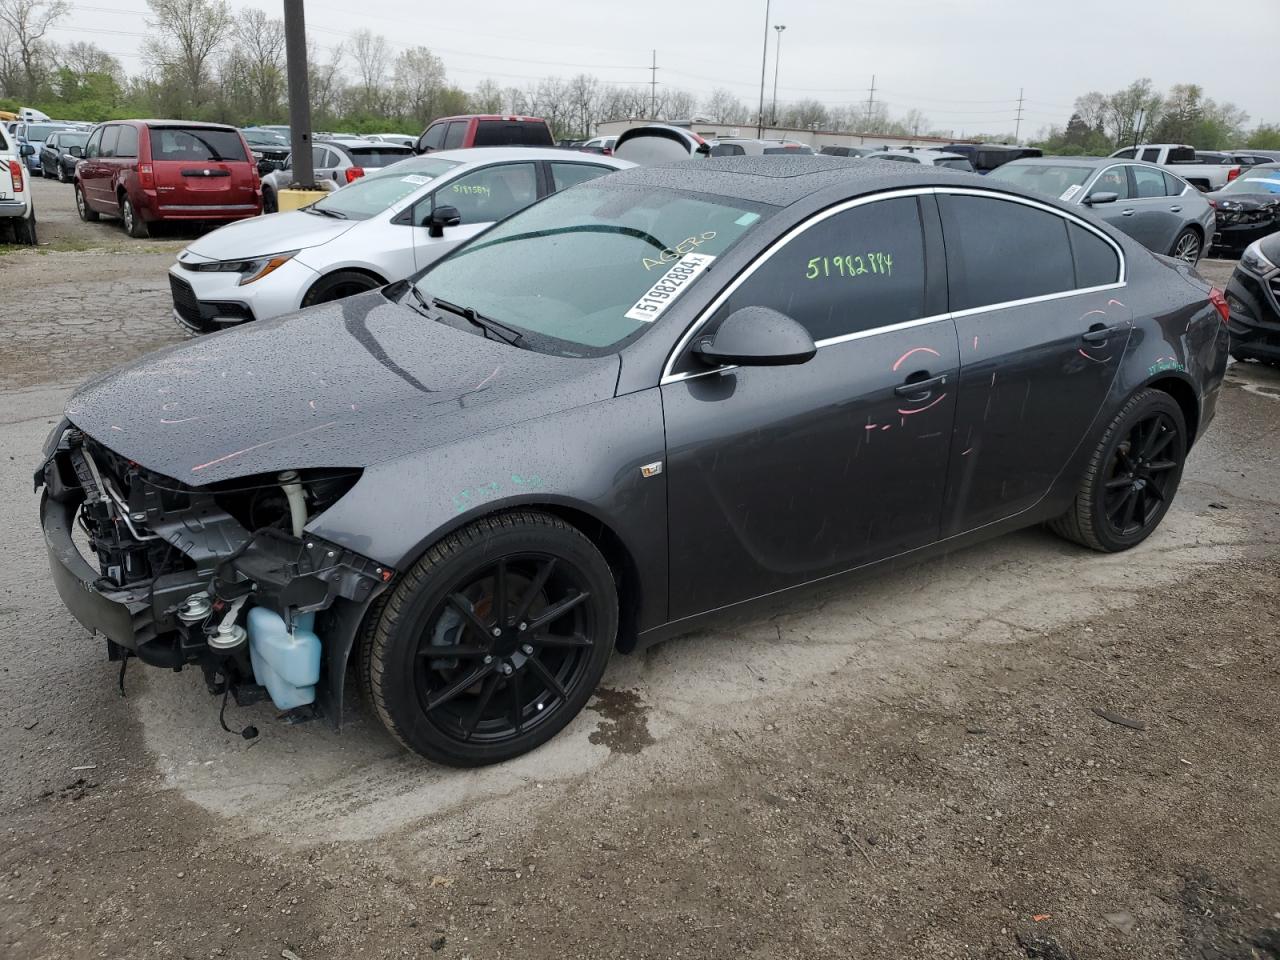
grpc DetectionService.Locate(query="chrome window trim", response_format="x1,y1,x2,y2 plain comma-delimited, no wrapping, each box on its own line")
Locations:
660,185,1126,386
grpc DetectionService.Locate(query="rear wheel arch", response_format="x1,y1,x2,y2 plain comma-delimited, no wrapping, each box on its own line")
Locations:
1147,375,1199,447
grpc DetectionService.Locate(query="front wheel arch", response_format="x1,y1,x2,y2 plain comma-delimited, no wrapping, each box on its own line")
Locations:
300,267,389,308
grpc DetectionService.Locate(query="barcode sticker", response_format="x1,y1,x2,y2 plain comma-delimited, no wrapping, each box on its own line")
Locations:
624,254,716,323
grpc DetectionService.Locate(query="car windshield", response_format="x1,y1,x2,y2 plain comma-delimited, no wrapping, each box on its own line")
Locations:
243,130,287,146
150,126,248,162
938,158,974,171
412,183,772,356
308,158,460,220
26,123,68,142
59,133,88,149
986,163,1094,199
1220,170,1280,195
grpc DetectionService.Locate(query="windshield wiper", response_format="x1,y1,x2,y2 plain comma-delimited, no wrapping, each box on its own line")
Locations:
404,283,434,318
307,206,347,219
432,297,524,346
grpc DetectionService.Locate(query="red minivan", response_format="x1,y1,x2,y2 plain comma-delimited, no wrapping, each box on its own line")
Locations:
75,120,262,237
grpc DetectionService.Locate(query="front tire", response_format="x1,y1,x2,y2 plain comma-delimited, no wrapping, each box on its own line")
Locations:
361,511,618,766
120,194,149,238
1050,389,1187,552
1170,227,1202,264
300,270,383,307
75,184,99,221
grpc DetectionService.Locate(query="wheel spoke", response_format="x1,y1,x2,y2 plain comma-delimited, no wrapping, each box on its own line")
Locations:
513,559,556,623
447,593,492,636
1108,486,1136,522
493,559,507,628
508,669,524,734
1146,459,1177,474
416,644,490,659
425,661,495,712
1139,420,1166,459
535,632,593,649
527,591,589,633
1119,487,1140,532
526,656,569,700
461,673,501,741
1104,476,1133,490
1148,429,1176,459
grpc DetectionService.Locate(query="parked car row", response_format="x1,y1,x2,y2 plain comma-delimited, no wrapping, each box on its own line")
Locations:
0,123,38,244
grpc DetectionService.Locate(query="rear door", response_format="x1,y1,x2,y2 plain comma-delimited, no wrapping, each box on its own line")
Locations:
411,161,538,269
147,125,255,211
937,191,1129,535
1127,164,1183,253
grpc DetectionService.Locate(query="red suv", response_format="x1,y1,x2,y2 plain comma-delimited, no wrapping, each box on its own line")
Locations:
415,115,554,154
75,120,262,237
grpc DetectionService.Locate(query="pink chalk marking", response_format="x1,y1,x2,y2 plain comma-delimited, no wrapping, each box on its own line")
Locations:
1077,348,1106,363
864,423,878,431
892,346,941,372
308,399,317,410
1079,309,1107,322
961,446,974,456
161,401,180,411
898,393,947,416
160,416,205,424
110,425,122,432
972,336,979,350
1107,299,1125,308
880,424,891,431
990,372,997,387
191,421,339,473
473,365,502,391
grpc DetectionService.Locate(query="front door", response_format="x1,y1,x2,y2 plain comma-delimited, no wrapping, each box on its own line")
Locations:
936,191,1131,534
662,195,959,621
412,162,539,270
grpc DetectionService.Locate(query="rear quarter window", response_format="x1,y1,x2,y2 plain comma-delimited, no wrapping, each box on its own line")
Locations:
1068,223,1120,288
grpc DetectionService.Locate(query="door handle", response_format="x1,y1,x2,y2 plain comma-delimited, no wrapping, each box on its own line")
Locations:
1081,323,1127,344
1169,205,1182,212
1120,208,1135,216
894,372,947,396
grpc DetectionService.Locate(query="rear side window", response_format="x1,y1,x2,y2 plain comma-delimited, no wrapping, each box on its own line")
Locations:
100,125,120,158
149,127,247,162
443,121,468,149
1166,147,1196,164
1140,148,1161,162
549,161,613,191
1068,223,1119,288
939,194,1075,311
714,196,927,342
116,125,138,159
1132,165,1167,198
437,162,537,224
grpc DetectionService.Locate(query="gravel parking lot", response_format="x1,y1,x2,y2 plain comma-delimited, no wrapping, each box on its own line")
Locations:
2,179,1276,960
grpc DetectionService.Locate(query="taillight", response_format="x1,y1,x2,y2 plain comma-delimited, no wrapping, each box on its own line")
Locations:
1227,166,1241,182
138,163,155,189
8,159,22,191
345,167,364,183
1209,287,1230,325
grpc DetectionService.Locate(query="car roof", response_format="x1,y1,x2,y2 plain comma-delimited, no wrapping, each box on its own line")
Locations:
430,114,546,123
319,136,406,148
133,119,240,130
869,149,964,160
427,146,631,165
608,154,988,206
1006,156,1169,170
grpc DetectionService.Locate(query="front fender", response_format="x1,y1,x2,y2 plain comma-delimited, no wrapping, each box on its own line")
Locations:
309,389,670,633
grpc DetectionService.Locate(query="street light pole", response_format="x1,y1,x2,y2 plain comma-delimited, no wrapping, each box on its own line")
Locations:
771,24,786,125
282,0,314,189
755,0,770,138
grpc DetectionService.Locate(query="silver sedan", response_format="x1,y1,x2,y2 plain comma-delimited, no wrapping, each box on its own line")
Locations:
987,157,1215,263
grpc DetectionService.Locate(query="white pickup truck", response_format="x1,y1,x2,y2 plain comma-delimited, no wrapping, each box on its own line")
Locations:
1110,144,1240,193
0,123,38,244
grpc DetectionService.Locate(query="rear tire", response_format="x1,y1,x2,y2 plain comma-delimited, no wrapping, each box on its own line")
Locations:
75,184,99,222
1170,227,1202,264
12,208,37,245
1049,389,1187,553
301,270,383,307
262,186,277,214
58,163,71,184
120,194,149,238
361,510,617,766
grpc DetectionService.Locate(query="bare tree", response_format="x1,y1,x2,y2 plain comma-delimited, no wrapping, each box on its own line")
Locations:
233,8,285,121
702,88,748,124
469,78,503,114
59,40,121,82
306,39,345,128
143,0,232,113
392,45,446,123
349,28,390,113
0,0,67,99
564,73,600,138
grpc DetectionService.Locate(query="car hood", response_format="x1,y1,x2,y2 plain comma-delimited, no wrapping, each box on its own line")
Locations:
1207,190,1280,209
181,209,356,262
64,291,621,485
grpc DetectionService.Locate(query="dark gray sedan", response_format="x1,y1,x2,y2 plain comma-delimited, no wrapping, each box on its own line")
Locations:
37,158,1229,765
988,157,1216,264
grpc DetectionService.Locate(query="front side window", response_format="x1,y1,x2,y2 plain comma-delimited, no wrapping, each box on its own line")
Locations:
1088,165,1130,200
939,194,1074,311
436,162,537,224
309,158,460,220
413,183,771,355
84,128,102,158
549,161,614,191
420,123,447,152
708,197,927,344
1132,165,1167,198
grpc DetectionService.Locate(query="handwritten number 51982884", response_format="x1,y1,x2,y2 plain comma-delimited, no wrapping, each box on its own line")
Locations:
805,252,893,280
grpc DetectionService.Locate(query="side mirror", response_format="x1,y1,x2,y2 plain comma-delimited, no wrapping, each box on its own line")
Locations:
69,145,83,158
1084,191,1118,206
694,306,816,367
427,204,461,238
19,143,34,157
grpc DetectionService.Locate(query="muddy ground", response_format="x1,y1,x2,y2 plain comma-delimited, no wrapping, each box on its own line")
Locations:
1,179,1276,960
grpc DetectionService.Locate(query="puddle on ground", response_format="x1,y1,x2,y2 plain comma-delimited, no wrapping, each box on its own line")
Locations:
587,687,655,755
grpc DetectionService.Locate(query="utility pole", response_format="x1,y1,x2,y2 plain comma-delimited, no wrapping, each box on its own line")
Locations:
282,0,314,188
770,24,786,125
1014,87,1025,143
864,74,876,130
649,50,658,119
756,0,770,137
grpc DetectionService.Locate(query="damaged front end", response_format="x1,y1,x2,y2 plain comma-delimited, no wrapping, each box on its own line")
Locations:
36,422,391,728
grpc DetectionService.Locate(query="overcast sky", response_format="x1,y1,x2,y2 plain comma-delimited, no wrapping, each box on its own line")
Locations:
51,0,1276,134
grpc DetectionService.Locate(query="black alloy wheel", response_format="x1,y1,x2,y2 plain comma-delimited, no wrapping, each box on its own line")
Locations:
361,511,617,766
1050,388,1187,552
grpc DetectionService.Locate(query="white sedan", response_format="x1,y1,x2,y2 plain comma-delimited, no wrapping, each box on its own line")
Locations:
168,147,633,332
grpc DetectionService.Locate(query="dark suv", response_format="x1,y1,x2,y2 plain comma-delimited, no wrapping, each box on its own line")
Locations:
416,115,554,154
75,120,262,237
